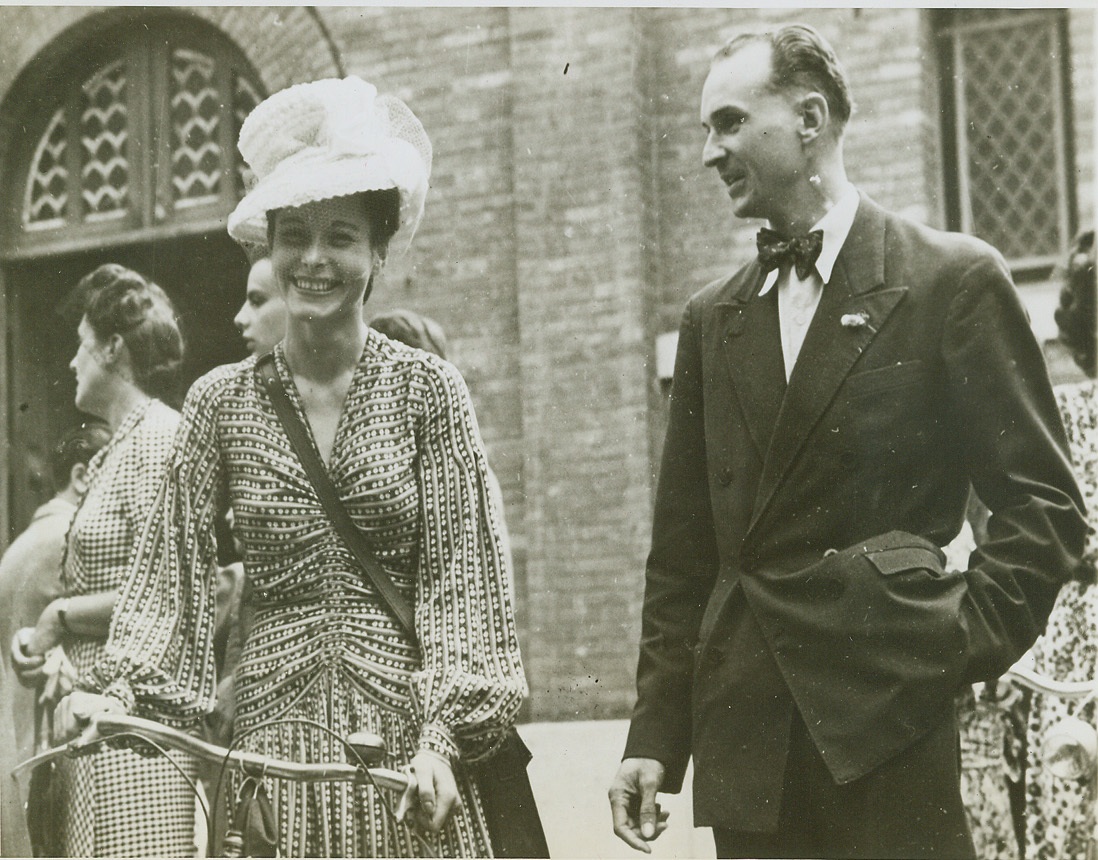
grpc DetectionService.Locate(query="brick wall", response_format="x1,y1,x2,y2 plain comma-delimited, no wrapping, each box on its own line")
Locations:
506,8,654,719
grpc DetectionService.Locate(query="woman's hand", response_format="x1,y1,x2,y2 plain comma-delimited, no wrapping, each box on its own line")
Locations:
52,691,126,744
26,599,67,657
409,750,462,833
10,628,46,685
38,649,78,708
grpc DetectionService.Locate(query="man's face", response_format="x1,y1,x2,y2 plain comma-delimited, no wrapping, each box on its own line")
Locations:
700,42,808,227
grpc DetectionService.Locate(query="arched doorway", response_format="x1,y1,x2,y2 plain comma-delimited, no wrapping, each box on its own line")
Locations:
0,13,265,539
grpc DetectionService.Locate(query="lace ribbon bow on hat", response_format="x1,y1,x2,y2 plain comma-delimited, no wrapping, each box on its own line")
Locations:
756,227,824,280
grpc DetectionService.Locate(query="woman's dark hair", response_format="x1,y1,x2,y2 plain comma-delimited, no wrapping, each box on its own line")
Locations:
1054,229,1096,378
266,188,402,258
715,23,854,131
73,263,185,402
369,309,449,360
49,423,111,490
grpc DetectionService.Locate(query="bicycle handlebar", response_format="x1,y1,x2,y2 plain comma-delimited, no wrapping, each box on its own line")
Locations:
13,713,412,793
1002,664,1098,700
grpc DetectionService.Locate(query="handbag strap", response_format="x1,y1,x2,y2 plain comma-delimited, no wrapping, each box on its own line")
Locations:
255,353,418,643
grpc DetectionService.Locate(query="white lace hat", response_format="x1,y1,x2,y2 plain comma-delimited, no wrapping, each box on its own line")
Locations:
227,76,432,256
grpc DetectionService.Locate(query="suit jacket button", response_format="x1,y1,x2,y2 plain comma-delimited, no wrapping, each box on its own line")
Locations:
719,467,733,486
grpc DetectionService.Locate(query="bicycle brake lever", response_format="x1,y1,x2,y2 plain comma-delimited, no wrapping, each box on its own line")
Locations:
11,717,103,780
68,715,107,756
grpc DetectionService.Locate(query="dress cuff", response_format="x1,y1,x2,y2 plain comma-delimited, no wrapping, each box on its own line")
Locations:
101,679,135,713
418,722,460,763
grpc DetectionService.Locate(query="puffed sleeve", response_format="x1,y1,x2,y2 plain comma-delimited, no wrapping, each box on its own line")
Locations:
81,372,229,726
410,360,527,762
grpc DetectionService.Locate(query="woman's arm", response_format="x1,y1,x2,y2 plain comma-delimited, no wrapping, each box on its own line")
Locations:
25,590,119,654
411,359,527,765
79,372,231,727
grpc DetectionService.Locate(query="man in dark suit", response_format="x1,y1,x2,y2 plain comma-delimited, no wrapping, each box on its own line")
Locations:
608,23,1087,859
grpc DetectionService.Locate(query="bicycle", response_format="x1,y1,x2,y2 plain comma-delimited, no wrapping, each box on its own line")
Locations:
1002,663,1098,860
1004,663,1098,781
14,712,420,857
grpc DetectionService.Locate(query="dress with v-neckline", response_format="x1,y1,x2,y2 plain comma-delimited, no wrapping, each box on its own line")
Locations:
86,327,526,857
271,340,371,473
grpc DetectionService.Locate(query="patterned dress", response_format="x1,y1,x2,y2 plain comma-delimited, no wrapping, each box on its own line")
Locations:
59,399,199,858
1026,379,1098,860
87,332,527,857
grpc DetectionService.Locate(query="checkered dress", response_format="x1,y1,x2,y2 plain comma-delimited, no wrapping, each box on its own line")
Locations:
87,332,527,857
60,399,199,857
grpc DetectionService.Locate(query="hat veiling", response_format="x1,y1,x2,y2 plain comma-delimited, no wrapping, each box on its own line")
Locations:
228,76,432,255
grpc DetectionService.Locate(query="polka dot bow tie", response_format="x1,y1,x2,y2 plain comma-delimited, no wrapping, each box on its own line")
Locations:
756,227,824,280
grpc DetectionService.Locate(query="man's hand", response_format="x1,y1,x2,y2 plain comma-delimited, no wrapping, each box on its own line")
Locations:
409,750,462,833
53,691,126,744
609,757,670,853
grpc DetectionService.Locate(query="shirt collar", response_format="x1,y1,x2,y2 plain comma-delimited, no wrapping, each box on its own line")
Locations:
757,182,860,296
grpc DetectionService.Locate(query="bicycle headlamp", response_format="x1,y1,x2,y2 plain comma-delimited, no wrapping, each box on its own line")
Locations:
1040,716,1098,782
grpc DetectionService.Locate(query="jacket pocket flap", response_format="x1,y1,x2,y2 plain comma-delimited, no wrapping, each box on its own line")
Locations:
866,545,944,576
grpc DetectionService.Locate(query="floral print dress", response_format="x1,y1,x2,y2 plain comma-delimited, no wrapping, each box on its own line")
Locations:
1025,379,1098,860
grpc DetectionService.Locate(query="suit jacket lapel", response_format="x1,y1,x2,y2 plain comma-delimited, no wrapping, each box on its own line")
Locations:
716,264,786,459
750,195,906,533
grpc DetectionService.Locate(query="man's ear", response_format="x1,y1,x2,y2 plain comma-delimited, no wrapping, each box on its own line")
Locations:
798,93,830,145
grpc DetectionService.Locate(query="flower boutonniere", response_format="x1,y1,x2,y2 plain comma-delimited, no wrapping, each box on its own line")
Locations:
840,312,871,330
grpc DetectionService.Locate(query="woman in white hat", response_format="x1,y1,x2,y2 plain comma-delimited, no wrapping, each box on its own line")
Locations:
56,77,527,857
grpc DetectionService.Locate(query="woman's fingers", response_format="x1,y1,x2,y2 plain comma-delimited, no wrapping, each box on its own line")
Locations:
409,752,460,832
411,755,437,828
52,691,124,743
10,630,46,683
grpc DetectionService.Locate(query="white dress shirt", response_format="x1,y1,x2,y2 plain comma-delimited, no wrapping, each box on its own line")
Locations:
758,183,860,379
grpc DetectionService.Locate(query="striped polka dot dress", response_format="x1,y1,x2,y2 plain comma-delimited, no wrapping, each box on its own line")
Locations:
87,331,527,857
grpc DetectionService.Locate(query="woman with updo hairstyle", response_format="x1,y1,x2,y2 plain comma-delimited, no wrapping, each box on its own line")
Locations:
12,262,196,856
78,262,185,406
57,78,527,857
1024,230,1098,860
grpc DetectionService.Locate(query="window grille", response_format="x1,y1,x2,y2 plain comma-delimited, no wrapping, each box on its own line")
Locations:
80,60,130,222
170,48,222,209
938,10,1075,272
23,109,68,230
232,74,262,198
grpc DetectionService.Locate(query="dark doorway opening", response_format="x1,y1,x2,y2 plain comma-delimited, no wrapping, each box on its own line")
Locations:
6,231,249,538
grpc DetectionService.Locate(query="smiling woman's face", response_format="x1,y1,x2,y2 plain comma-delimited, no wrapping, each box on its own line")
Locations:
270,194,376,325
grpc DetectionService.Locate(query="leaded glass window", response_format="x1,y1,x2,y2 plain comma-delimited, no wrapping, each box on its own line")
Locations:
937,10,1076,271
